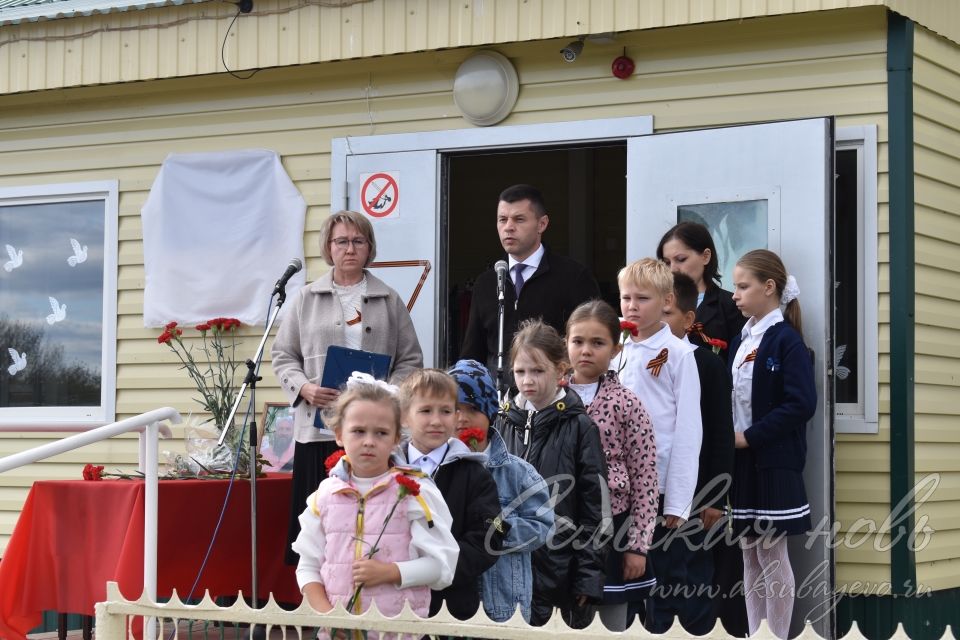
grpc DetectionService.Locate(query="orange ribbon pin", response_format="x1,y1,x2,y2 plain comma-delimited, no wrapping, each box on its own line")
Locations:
646,348,669,377
738,348,758,369
687,322,710,343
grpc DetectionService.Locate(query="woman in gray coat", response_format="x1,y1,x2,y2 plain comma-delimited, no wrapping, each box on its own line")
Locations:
271,209,423,564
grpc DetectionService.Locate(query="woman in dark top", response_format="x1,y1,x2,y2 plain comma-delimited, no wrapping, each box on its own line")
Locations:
657,222,746,362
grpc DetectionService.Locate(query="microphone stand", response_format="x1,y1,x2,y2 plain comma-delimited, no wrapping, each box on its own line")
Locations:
495,273,507,403
218,287,288,610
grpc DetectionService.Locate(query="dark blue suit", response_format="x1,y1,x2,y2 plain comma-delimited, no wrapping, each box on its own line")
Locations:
728,320,817,536
729,321,816,469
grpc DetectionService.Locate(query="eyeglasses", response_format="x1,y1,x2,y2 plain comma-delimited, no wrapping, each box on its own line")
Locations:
330,237,369,249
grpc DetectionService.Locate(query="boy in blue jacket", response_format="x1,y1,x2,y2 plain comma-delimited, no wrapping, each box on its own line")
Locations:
448,359,554,623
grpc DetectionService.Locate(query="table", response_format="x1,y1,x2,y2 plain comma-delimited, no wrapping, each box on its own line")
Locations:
0,475,300,640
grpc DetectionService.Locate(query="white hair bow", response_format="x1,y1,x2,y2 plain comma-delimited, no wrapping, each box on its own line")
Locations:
780,275,800,305
346,370,399,395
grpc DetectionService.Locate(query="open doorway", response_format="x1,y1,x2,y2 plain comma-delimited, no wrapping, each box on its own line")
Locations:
443,143,627,365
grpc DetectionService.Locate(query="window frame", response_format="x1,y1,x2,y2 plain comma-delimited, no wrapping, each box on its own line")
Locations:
834,126,879,433
0,180,118,427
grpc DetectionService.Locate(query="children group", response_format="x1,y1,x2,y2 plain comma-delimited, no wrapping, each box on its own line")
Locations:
290,241,817,640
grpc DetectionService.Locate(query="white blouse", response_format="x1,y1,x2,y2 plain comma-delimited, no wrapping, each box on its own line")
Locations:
731,308,784,433
332,276,367,350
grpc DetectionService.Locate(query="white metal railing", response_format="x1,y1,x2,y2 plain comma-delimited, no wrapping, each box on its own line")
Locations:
0,407,182,637
94,582,879,640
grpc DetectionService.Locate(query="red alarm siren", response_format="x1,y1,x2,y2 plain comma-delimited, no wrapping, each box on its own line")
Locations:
611,55,635,79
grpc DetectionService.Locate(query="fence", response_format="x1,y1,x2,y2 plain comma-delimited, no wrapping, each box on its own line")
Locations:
93,581,900,640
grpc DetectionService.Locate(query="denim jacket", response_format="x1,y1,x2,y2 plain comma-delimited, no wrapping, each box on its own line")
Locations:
479,428,554,622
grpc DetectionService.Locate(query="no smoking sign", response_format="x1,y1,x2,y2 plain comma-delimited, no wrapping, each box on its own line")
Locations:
360,172,399,218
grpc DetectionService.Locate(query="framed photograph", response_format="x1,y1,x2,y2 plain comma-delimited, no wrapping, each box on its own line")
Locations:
260,402,295,473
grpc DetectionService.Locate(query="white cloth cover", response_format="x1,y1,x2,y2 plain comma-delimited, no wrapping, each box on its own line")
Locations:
142,149,306,327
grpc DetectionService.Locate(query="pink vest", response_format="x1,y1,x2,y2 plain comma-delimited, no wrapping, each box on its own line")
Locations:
313,473,431,619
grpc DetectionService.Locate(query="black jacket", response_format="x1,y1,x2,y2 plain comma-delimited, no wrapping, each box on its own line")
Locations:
691,286,746,363
400,441,505,620
692,346,735,512
495,389,608,608
728,321,817,471
460,247,600,372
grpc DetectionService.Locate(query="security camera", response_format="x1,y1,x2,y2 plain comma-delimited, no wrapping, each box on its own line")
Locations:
560,38,585,63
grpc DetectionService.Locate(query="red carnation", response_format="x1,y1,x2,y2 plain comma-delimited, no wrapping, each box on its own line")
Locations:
457,428,487,452
82,463,104,481
707,337,728,355
617,320,640,375
324,449,347,472
165,321,178,330
396,474,421,497
157,330,172,344
195,322,211,332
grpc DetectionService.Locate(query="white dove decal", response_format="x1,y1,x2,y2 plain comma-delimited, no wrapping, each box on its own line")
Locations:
7,348,26,376
835,344,851,380
4,244,22,272
67,238,87,267
47,296,66,325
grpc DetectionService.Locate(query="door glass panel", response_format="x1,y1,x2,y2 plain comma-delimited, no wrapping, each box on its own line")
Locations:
677,200,768,290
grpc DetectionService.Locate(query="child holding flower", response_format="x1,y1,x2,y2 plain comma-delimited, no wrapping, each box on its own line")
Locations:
610,258,702,633
447,359,554,623
397,369,506,620
662,273,735,634
291,378,458,638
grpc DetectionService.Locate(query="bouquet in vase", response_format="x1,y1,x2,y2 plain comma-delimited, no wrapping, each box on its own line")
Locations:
158,318,253,473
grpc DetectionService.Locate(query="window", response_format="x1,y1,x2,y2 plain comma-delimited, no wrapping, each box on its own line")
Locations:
678,199,770,288
0,181,117,425
834,127,879,433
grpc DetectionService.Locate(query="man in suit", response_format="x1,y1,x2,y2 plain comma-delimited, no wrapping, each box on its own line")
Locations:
460,184,600,384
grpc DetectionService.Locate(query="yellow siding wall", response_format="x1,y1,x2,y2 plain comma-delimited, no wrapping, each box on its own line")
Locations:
912,25,960,592
0,8,891,591
0,0,957,94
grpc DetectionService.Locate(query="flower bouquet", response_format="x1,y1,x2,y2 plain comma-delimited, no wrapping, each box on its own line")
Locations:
157,318,254,474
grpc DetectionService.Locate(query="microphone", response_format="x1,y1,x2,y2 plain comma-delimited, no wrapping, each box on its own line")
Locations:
272,258,303,296
494,260,508,301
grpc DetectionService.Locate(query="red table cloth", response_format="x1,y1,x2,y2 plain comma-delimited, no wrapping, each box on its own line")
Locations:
0,475,300,640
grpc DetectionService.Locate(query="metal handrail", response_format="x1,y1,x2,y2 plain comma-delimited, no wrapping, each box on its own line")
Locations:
0,407,183,638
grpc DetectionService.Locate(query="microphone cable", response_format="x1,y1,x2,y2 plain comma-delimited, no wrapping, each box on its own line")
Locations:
164,292,278,638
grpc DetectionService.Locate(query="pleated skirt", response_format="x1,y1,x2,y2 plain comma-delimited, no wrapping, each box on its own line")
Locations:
602,510,657,604
730,449,811,538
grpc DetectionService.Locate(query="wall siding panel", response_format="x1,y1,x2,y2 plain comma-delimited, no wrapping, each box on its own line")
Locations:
0,10,891,595
0,1,956,94
913,25,960,592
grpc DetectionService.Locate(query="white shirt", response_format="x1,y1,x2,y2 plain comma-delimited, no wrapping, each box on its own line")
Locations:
569,381,598,407
612,322,702,520
292,470,459,592
517,388,565,412
732,308,784,434
508,243,544,285
406,442,450,478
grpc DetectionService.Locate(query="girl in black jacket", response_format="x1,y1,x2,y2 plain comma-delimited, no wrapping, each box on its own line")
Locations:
495,319,609,629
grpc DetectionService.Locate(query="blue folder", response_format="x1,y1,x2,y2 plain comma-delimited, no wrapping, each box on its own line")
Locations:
314,345,392,429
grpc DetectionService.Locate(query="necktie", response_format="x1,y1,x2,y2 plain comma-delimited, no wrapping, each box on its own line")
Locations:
514,263,527,296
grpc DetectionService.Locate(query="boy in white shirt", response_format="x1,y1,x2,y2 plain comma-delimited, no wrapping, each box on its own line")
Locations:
611,258,702,631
